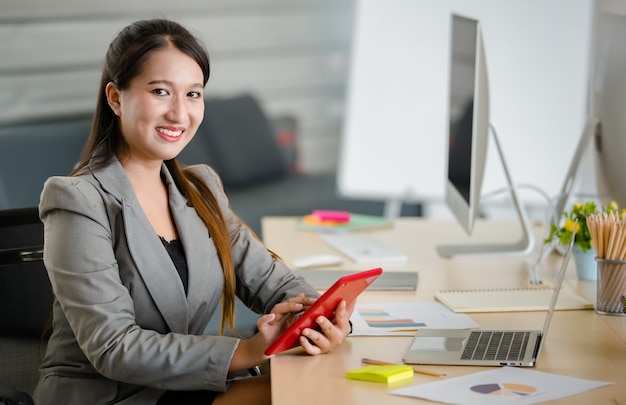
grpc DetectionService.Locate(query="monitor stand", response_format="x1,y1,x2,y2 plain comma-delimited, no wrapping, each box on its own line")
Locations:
526,116,599,284
552,116,599,231
436,124,534,258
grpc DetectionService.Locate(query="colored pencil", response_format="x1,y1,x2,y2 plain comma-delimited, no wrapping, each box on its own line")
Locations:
361,357,446,377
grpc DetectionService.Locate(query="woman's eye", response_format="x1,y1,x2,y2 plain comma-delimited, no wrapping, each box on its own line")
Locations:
153,88,168,96
188,91,202,98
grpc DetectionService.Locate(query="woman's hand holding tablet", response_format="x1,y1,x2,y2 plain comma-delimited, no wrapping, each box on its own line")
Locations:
264,268,382,355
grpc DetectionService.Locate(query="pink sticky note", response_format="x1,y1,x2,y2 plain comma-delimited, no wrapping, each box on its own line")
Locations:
311,210,351,223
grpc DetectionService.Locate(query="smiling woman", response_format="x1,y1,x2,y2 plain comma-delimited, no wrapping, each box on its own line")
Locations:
32,18,354,405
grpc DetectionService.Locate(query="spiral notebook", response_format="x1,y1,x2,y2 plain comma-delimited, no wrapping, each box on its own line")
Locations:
434,287,593,313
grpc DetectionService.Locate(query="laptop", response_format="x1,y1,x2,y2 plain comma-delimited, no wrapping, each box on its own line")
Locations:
402,229,576,367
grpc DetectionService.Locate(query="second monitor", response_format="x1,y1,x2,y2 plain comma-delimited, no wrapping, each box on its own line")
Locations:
437,14,533,258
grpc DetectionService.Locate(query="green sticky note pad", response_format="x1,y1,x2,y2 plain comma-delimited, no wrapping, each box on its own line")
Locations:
345,364,414,385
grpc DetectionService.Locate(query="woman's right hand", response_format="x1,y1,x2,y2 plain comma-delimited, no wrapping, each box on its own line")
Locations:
268,293,315,329
229,294,315,372
256,293,315,350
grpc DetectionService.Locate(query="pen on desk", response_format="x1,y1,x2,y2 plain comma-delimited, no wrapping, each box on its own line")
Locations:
361,357,446,377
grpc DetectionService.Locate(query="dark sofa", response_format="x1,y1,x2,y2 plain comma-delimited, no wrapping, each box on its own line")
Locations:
176,93,391,235
0,116,91,211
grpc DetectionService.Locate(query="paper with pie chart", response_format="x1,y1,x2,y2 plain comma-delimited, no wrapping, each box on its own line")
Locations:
470,382,536,396
391,366,611,404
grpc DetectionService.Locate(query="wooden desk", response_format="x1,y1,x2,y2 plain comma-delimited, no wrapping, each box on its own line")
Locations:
262,217,626,404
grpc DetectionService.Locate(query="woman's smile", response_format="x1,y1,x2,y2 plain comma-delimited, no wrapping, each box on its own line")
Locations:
156,126,185,141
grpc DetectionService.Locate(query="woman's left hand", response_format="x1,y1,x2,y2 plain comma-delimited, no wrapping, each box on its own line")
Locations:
299,299,354,355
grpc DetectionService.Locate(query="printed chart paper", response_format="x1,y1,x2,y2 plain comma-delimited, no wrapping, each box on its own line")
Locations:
350,302,479,336
391,366,611,404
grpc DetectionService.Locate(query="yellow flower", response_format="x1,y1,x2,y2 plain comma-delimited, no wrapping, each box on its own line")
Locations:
545,200,619,253
564,219,579,234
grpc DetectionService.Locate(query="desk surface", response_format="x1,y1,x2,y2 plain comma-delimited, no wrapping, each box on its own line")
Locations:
262,217,626,405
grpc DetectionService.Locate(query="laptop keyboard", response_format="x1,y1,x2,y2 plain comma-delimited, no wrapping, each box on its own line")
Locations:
461,331,531,361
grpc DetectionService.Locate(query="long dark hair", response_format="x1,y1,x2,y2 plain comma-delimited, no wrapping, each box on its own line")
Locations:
74,19,238,334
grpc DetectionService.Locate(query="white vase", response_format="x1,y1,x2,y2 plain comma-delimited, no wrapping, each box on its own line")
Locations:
573,246,597,281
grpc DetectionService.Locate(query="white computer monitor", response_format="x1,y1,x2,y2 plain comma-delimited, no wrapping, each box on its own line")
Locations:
554,6,626,222
437,14,533,258
442,14,489,236
592,8,626,209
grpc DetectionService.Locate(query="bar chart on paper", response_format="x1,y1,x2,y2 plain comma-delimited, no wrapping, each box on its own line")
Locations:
357,307,425,329
349,302,479,336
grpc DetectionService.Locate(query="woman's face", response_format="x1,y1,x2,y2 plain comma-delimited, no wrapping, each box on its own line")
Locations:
106,46,205,166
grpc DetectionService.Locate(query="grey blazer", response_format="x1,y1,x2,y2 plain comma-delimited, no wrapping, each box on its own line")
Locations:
33,158,316,405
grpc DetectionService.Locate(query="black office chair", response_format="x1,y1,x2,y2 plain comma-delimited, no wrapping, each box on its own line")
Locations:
0,207,52,405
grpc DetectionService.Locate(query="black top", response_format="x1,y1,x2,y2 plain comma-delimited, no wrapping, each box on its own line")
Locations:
160,237,188,295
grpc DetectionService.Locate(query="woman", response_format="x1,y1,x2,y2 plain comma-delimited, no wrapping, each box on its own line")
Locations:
34,19,352,405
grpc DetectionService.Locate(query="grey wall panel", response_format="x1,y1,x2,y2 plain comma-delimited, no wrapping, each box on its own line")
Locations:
0,0,355,173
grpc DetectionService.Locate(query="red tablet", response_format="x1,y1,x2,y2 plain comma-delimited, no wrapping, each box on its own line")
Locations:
265,267,382,355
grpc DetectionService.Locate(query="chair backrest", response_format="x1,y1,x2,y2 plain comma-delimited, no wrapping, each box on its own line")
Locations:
0,207,52,398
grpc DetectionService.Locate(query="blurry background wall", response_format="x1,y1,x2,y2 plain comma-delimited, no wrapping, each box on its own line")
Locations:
0,0,355,175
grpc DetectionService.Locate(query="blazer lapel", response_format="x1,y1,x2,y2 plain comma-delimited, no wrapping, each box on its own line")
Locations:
164,168,223,330
92,159,189,333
